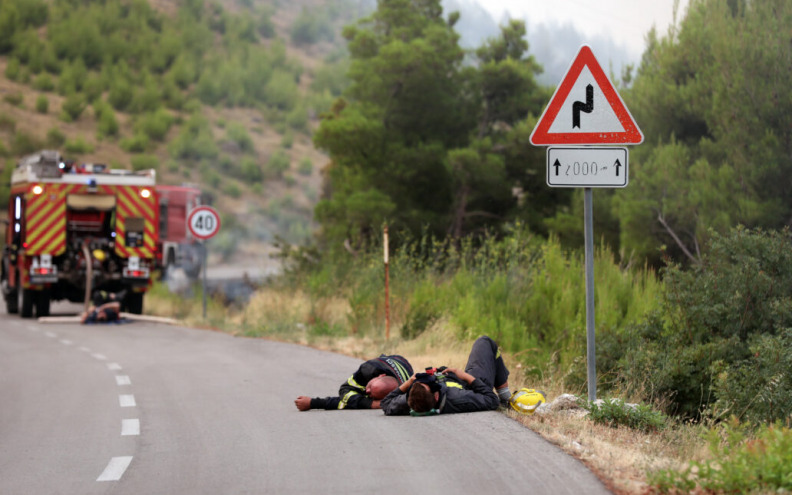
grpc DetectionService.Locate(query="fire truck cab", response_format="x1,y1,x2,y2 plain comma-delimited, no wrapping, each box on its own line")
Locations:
156,184,204,279
1,150,158,318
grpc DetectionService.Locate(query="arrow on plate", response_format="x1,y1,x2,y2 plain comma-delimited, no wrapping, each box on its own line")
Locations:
614,159,622,176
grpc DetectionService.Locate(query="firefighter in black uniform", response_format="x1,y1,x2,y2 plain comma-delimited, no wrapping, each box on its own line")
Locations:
381,336,511,416
295,354,413,411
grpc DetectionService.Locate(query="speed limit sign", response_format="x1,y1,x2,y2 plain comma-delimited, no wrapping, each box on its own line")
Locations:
187,206,221,240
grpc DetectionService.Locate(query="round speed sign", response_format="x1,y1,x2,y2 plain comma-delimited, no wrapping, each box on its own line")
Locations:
187,206,221,240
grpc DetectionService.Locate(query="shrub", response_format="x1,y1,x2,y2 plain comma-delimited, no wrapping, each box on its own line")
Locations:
12,132,43,155
4,56,20,80
607,227,792,421
265,150,290,178
3,92,24,106
35,95,49,114
120,133,150,153
46,127,65,148
32,74,54,91
135,109,174,141
64,136,94,154
96,105,119,138
108,79,134,111
583,398,668,433
225,122,254,153
60,93,86,122
130,154,159,171
240,157,262,183
650,420,792,494
297,157,313,176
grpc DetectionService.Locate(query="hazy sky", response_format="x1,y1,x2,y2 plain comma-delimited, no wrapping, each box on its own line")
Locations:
479,0,689,59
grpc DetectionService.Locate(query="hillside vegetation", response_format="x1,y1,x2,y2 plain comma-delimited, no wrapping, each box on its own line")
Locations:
0,0,370,252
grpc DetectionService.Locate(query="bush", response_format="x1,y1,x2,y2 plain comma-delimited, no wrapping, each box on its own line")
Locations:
3,92,24,107
60,93,86,122
650,420,792,494
135,109,174,141
120,133,150,153
225,122,254,153
35,95,48,114
46,127,65,148
606,227,792,422
96,105,119,138
297,157,313,176
32,74,54,91
4,58,20,81
130,154,159,171
583,398,668,433
64,136,94,154
240,157,262,183
265,150,290,178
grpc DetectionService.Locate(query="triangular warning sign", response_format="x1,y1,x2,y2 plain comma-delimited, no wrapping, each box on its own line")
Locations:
530,45,643,145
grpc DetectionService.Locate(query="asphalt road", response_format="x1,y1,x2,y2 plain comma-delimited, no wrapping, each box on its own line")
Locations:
0,303,611,494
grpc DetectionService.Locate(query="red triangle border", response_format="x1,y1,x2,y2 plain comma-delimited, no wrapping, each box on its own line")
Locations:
530,45,643,145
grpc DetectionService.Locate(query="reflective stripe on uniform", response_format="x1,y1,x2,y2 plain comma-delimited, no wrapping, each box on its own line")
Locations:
338,390,359,409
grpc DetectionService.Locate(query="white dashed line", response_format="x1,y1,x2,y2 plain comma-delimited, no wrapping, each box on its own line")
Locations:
60,339,73,346
96,456,133,481
115,375,131,386
26,326,38,332
119,395,136,407
91,353,107,361
79,347,91,353
121,419,140,436
45,331,57,338
107,363,122,371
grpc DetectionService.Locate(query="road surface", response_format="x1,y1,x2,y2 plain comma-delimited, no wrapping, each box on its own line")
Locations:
0,303,611,494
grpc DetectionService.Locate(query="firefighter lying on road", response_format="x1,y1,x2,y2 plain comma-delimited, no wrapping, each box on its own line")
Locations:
81,301,121,324
380,336,512,416
295,354,413,411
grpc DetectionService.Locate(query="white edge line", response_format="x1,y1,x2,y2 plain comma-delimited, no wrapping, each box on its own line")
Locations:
96,456,133,481
121,419,140,436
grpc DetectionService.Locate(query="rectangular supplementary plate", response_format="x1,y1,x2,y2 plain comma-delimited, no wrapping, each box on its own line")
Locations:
546,147,628,188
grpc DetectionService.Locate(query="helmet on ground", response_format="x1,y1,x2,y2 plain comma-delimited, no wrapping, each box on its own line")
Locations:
510,388,546,415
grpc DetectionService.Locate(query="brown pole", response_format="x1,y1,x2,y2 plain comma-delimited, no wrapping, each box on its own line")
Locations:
384,225,390,340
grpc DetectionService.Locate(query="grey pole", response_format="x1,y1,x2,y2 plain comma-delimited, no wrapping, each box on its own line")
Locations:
202,240,208,319
583,187,596,401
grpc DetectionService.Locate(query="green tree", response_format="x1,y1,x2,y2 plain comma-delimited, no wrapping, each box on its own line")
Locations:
314,0,471,251
617,0,792,266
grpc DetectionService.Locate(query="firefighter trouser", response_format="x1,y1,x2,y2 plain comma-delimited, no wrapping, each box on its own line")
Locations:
465,336,510,389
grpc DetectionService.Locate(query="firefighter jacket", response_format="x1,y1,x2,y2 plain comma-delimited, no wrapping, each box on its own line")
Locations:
380,371,500,415
309,354,413,410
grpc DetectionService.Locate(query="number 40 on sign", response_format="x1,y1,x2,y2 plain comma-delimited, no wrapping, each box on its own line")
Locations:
187,206,221,240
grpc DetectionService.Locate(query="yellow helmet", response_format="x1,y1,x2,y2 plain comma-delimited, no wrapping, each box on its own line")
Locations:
93,249,106,262
510,388,547,415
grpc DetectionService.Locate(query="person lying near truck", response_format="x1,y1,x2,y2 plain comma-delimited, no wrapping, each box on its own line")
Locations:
295,354,414,411
80,301,122,324
380,336,512,416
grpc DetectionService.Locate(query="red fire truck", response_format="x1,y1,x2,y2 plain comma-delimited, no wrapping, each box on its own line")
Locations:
156,184,204,279
1,150,158,317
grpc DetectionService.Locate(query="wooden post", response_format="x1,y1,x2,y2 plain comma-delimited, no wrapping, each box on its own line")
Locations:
384,225,390,340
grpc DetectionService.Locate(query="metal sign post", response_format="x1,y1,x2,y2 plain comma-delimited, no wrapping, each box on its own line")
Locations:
583,188,596,401
530,45,643,402
187,206,222,320
384,225,390,340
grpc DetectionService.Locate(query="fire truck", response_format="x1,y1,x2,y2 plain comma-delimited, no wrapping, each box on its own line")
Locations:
156,184,204,279
1,150,158,318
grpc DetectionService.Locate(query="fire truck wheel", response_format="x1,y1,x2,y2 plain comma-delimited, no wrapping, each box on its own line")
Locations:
125,292,144,314
5,289,19,314
20,289,35,318
35,290,50,317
